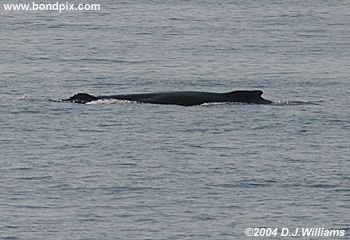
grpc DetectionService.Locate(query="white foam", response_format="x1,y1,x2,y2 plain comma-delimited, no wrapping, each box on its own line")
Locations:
86,99,136,105
201,102,230,106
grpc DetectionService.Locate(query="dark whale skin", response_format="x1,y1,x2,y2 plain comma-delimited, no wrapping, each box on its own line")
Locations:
63,90,272,106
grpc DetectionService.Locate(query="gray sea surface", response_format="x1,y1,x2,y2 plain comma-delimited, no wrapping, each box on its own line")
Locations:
1,0,349,239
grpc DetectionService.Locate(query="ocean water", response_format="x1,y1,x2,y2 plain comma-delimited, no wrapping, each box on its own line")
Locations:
1,0,349,239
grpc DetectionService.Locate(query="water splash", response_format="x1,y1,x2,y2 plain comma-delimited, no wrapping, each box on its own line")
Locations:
271,100,321,106
19,96,39,102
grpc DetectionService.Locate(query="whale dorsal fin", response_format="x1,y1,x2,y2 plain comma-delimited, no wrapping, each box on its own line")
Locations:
64,93,98,103
225,90,271,104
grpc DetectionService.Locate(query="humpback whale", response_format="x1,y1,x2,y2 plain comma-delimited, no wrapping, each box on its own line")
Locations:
63,90,272,106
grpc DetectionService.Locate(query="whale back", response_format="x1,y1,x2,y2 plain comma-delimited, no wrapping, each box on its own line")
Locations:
63,90,272,105
64,93,98,103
